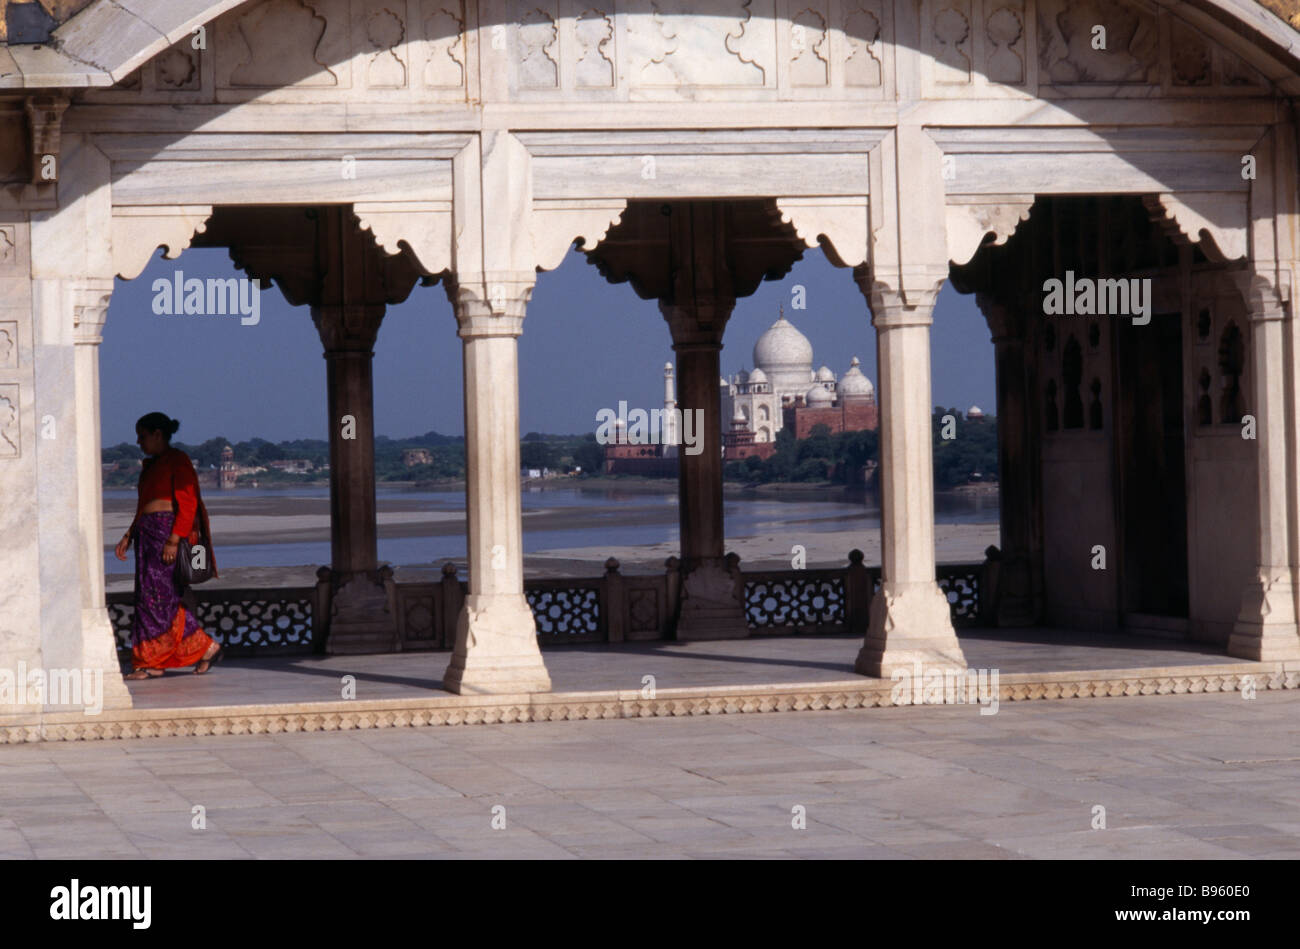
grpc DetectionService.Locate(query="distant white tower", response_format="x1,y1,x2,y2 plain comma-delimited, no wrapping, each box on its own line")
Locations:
663,362,679,446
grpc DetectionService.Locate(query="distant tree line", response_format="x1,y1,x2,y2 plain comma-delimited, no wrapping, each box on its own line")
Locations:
102,413,997,489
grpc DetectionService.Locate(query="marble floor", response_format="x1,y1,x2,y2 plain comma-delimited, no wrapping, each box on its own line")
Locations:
119,628,1242,710
3,689,1298,859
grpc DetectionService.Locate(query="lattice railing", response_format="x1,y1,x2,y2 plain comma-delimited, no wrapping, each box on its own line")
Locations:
525,581,603,643
108,587,315,657
937,565,982,627
743,570,849,631
106,558,988,655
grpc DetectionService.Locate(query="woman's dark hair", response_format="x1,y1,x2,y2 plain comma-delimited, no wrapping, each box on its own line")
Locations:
136,412,180,442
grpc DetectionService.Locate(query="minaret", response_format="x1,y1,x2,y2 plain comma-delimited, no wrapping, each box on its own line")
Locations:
663,362,679,447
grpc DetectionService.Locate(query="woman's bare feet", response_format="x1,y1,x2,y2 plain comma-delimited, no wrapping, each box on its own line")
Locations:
125,668,164,680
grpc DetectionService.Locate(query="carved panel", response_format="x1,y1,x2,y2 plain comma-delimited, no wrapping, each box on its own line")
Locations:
627,0,773,88
985,1,1026,85
1037,0,1157,84
575,6,616,87
362,5,409,88
422,0,468,88
0,323,16,369
1169,19,1210,87
515,1,560,88
0,384,20,458
789,5,830,86
841,0,883,87
0,224,18,270
218,0,347,89
932,0,973,84
154,39,201,91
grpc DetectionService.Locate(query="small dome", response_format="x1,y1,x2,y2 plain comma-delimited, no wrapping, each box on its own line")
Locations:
816,366,835,382
967,405,985,418
838,356,875,400
734,368,750,385
805,385,834,406
753,313,814,375
732,403,746,422
748,367,768,385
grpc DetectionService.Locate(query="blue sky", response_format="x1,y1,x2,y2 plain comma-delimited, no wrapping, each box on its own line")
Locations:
100,245,996,446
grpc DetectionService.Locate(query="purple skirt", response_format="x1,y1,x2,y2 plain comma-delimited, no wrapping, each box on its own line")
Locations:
131,511,200,647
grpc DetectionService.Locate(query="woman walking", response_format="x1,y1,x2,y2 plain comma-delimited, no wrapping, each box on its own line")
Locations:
114,412,222,679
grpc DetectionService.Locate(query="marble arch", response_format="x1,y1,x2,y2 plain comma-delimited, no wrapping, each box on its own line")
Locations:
3,0,1300,719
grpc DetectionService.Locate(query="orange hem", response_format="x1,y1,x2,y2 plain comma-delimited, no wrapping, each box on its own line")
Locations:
132,607,216,670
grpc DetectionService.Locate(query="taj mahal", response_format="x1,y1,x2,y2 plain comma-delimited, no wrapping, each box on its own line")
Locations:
722,310,879,459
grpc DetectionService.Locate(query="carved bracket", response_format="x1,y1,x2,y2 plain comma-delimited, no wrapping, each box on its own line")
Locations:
111,206,214,280
774,196,870,268
24,96,68,185
354,201,453,277
531,199,627,272
1143,192,1247,263
945,196,1034,266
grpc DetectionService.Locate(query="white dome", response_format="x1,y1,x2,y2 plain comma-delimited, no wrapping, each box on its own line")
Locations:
816,365,835,382
748,367,768,385
805,385,834,406
753,314,813,376
967,405,985,417
838,356,875,400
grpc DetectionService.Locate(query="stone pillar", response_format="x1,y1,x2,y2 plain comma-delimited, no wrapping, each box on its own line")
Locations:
855,283,967,676
442,275,550,693
312,303,397,654
70,280,132,710
663,303,750,640
978,293,1041,626
1228,274,1300,660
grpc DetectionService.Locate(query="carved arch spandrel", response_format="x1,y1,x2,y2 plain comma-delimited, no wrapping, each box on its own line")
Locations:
945,195,1034,266
111,206,215,280
1143,192,1248,263
773,196,870,268
530,199,628,271
354,200,453,276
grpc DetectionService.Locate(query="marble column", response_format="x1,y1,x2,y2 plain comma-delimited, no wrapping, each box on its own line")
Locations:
312,303,396,654
69,279,132,710
443,275,550,694
855,283,968,676
663,304,750,641
1228,274,1300,660
978,293,1041,627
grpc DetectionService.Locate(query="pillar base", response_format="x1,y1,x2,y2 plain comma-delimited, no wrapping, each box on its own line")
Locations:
85,609,133,711
443,594,552,695
324,571,398,655
855,581,967,678
1228,571,1300,661
675,559,750,641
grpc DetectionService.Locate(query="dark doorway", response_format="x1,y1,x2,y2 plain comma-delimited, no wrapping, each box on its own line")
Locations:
1115,311,1189,619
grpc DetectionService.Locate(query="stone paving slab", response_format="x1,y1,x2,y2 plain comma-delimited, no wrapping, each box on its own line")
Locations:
120,628,1247,711
2,691,1298,859
3,629,1296,743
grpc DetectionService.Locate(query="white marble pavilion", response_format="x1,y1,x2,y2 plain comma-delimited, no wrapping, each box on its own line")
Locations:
2,0,1300,718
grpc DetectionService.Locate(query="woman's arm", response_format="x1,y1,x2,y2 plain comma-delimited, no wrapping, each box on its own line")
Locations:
169,453,200,541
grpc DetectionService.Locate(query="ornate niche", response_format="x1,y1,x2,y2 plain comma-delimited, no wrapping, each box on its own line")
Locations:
215,0,350,95
507,0,616,95
923,0,1029,94
776,0,890,98
625,0,774,94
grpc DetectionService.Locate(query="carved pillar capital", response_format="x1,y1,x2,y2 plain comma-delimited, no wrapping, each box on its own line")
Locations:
861,274,945,329
1229,269,1288,321
311,303,386,353
974,291,1024,344
70,278,114,345
660,299,735,349
24,95,68,185
445,271,534,338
